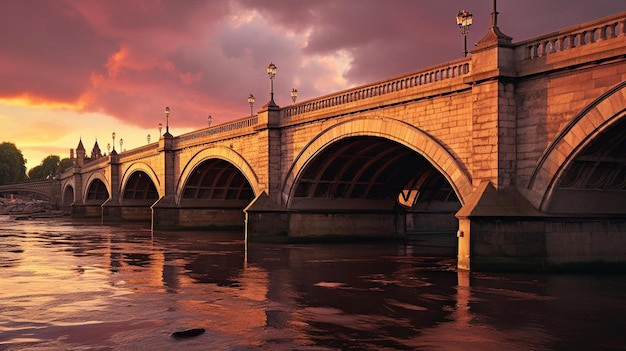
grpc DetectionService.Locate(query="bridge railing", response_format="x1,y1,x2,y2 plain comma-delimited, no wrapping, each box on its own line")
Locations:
518,12,625,60
176,115,259,144
282,57,471,118
117,143,159,160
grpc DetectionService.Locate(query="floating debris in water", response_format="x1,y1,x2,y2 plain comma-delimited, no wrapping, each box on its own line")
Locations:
172,328,205,339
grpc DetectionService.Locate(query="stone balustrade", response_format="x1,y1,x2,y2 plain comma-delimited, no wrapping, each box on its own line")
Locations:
118,143,158,160
520,12,625,60
175,115,259,145
283,58,471,118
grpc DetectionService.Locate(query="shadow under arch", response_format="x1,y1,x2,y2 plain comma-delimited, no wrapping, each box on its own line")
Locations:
528,80,626,211
176,145,260,204
121,162,162,198
62,183,74,206
282,115,473,207
83,171,110,202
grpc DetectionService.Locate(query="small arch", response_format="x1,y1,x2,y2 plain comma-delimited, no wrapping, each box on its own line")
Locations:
121,162,161,198
83,172,109,203
177,145,260,205
62,184,74,205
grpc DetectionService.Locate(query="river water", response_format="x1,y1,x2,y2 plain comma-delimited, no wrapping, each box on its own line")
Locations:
0,217,624,351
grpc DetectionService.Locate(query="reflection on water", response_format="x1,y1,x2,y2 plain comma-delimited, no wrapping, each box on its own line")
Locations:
0,217,625,350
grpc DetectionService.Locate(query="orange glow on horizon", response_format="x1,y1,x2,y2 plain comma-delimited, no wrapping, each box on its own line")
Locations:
0,94,86,111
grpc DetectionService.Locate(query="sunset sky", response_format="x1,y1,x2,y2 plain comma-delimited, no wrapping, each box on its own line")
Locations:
1,1,624,171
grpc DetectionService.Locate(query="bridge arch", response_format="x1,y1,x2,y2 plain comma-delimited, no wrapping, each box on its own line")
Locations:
83,172,110,203
177,145,260,204
282,115,473,206
121,162,161,199
62,183,74,205
529,80,626,211
0,180,57,202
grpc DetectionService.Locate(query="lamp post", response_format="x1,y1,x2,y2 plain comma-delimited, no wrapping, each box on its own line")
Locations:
164,106,170,134
248,94,255,115
119,138,123,152
267,62,277,103
207,115,212,127
291,88,298,104
456,9,473,57
147,134,151,144
112,132,116,151
158,123,162,136
107,143,110,155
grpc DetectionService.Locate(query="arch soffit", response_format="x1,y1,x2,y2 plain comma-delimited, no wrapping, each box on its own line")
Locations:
176,145,261,201
121,162,161,197
529,81,626,211
61,178,75,194
83,172,110,201
282,115,473,206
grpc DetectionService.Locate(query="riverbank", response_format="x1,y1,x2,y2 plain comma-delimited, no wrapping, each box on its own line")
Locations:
0,197,63,219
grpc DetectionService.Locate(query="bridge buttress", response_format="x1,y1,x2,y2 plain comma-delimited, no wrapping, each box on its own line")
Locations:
151,132,181,227
102,151,123,221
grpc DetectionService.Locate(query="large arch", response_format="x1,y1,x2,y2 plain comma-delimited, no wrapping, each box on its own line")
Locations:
528,80,626,211
282,115,473,207
177,145,260,204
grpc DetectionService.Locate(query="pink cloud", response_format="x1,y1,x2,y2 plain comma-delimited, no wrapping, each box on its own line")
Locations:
1,0,623,135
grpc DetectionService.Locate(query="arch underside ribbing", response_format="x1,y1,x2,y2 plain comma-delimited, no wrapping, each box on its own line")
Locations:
529,80,626,212
177,146,260,206
289,136,460,211
283,116,473,209
180,158,254,207
122,170,158,205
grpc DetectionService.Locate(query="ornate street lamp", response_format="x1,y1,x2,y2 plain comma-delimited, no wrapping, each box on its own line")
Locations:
248,94,255,116
119,138,123,152
158,123,162,136
291,88,298,104
147,134,151,144
164,106,171,134
107,143,110,155
207,115,212,127
456,9,473,57
267,62,277,103
112,132,116,151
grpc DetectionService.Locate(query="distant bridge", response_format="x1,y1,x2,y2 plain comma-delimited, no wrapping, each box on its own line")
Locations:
5,12,626,271
0,179,59,202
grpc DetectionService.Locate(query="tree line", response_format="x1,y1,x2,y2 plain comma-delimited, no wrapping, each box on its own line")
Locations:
0,142,73,185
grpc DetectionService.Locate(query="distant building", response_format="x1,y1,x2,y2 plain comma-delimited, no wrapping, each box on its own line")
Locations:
71,138,104,167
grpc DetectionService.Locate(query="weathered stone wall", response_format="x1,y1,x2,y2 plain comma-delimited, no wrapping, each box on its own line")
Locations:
516,62,626,194
545,219,626,265
289,212,399,238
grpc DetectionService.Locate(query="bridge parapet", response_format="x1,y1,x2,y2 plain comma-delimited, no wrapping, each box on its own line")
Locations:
118,143,159,161
516,12,626,68
80,155,110,172
175,115,259,148
282,57,471,119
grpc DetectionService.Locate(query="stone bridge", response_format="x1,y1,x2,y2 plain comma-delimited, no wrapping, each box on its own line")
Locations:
7,12,626,271
0,179,59,202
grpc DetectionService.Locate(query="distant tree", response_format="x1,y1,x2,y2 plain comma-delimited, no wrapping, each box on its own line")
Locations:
0,142,27,184
28,155,74,180
28,155,60,180
27,165,46,180
59,158,73,173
